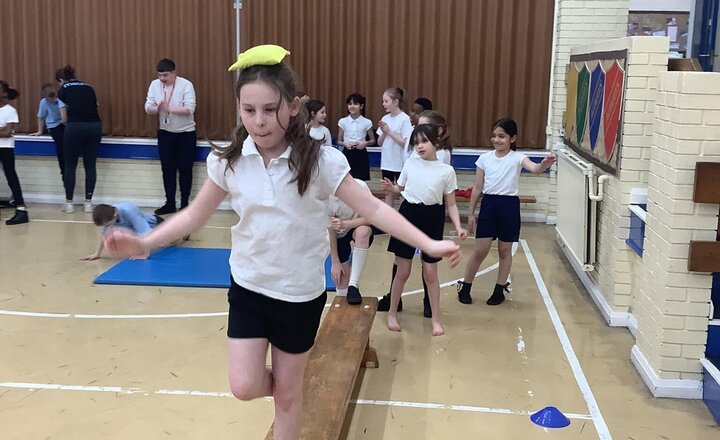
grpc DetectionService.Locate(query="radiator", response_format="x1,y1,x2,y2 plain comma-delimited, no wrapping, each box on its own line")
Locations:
556,148,598,271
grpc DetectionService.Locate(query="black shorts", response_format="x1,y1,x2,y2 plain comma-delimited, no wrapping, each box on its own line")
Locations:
227,279,327,354
381,169,401,183
336,227,375,263
475,194,521,242
388,201,445,263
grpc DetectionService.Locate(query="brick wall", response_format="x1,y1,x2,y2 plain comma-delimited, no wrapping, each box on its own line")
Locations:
567,36,668,313
633,72,720,382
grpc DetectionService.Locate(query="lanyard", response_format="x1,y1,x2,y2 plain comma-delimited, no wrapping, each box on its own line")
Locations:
162,83,176,107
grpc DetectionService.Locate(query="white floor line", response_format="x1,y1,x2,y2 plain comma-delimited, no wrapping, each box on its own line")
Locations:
0,381,592,420
0,243,518,319
520,239,611,440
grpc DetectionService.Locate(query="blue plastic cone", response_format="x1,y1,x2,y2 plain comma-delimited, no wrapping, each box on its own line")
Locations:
530,406,571,428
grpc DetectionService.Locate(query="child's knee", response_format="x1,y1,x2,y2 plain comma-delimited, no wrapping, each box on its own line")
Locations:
354,226,372,246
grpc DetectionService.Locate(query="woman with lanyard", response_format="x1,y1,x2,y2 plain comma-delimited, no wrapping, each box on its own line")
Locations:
56,65,103,214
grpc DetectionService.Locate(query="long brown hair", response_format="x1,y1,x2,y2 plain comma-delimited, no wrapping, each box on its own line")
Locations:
214,62,321,196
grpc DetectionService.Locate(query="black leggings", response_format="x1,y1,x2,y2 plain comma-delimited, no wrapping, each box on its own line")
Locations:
0,148,25,206
158,129,196,208
48,124,65,179
64,121,102,200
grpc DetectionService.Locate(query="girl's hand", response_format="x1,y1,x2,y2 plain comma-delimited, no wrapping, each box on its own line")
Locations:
330,217,343,231
457,227,468,240
541,155,557,169
380,177,393,193
104,227,149,258
30,131,43,136
467,215,476,234
378,121,389,133
424,240,461,267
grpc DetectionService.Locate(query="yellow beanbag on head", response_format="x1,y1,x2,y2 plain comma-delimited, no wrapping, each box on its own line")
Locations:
228,44,291,71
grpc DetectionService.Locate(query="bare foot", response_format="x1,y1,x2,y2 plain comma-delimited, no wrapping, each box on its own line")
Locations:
431,321,445,336
387,315,402,332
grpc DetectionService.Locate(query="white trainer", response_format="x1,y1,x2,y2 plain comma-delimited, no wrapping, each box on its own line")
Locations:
64,203,75,213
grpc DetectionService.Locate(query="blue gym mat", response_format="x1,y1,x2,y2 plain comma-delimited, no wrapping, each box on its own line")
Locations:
94,247,336,290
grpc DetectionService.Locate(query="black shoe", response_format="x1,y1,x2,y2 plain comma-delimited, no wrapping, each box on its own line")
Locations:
377,293,402,312
154,203,177,215
6,209,29,225
347,285,362,305
457,281,473,304
486,283,510,306
423,294,432,318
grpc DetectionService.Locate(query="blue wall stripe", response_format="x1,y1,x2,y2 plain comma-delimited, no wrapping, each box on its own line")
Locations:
15,139,549,173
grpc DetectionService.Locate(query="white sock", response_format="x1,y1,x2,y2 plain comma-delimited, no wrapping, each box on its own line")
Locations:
336,287,348,296
349,248,369,288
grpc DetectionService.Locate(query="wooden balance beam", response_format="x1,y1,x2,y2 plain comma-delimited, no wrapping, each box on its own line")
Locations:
265,296,379,440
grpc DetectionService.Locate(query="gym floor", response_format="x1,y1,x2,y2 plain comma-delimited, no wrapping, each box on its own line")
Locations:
1,205,718,439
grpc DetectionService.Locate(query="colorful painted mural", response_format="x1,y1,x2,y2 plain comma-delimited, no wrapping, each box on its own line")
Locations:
564,51,627,175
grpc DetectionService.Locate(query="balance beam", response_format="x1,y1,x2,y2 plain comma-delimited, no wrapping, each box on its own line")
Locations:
265,296,379,440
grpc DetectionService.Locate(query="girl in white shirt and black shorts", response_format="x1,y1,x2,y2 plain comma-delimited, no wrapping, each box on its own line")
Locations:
457,118,555,306
381,124,467,337
103,46,462,439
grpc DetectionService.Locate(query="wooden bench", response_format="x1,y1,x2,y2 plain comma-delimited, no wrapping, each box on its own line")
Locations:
265,296,379,440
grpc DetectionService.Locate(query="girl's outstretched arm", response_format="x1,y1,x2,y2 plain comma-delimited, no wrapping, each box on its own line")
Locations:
522,155,556,174
335,175,461,266
104,179,228,258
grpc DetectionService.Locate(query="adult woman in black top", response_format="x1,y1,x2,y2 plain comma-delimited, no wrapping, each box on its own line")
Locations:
56,65,102,214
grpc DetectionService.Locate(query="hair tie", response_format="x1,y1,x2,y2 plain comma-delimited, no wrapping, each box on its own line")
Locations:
228,44,291,72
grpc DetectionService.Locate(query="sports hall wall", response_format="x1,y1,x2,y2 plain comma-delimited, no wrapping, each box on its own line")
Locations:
558,34,720,400
4,0,632,224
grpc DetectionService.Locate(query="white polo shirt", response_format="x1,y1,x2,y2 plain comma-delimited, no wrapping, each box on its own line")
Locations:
338,115,373,144
398,157,457,205
327,179,370,238
475,150,527,196
207,136,350,302
376,112,413,172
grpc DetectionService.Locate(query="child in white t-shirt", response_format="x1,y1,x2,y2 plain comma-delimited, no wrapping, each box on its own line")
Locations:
0,81,29,225
457,118,555,306
381,124,468,336
306,99,332,147
377,87,413,207
337,93,374,181
103,45,461,440
328,178,374,304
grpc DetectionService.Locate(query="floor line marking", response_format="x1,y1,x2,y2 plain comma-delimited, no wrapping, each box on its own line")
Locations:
0,381,592,420
0,245,517,319
521,239,611,439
